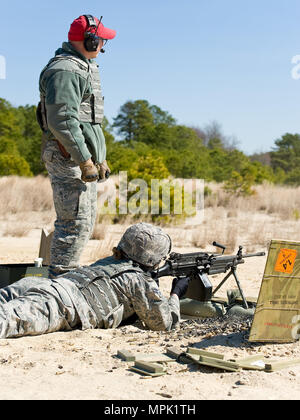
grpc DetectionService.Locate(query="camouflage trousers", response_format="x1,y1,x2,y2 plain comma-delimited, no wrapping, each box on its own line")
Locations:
0,276,98,339
42,141,97,278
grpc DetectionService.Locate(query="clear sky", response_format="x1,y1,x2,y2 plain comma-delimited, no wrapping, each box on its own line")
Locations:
0,0,300,154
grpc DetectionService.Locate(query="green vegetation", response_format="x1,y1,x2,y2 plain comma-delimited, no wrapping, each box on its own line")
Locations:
100,153,195,225
0,96,298,194
0,98,44,176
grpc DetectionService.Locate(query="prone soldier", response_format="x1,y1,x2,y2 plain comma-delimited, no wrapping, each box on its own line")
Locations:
0,223,188,339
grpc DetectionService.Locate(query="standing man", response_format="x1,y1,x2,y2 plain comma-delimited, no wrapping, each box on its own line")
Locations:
38,15,116,278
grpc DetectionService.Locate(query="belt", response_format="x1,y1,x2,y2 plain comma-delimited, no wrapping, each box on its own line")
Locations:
54,140,71,159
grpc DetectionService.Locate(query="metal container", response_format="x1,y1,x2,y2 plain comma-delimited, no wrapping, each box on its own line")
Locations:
0,264,49,289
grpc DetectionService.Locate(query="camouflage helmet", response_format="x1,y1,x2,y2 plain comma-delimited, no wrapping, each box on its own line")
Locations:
117,223,172,268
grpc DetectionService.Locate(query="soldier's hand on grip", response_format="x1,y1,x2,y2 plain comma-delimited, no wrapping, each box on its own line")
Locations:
171,277,189,298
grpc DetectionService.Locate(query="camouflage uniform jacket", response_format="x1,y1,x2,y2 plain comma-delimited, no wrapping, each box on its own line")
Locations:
39,41,106,165
63,256,180,332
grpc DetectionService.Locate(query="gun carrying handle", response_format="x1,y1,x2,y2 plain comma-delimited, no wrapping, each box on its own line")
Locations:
212,241,226,255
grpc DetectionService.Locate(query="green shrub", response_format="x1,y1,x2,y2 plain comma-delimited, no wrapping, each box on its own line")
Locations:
99,154,195,224
0,154,33,176
224,168,256,197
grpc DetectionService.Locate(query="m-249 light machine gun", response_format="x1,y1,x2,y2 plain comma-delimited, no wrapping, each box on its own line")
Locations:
151,242,265,309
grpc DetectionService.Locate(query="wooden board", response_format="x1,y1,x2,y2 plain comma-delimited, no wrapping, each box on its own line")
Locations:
187,348,224,360
38,229,53,266
134,361,164,373
264,358,300,372
249,239,300,343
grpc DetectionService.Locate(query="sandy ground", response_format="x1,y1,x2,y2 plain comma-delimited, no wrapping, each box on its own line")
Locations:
0,227,300,401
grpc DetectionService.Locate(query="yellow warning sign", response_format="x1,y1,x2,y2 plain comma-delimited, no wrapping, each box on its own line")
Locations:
274,248,297,274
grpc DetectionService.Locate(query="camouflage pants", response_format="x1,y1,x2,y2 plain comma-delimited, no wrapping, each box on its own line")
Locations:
42,141,97,278
0,277,81,338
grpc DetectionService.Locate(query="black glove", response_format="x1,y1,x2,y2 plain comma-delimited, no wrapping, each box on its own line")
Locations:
171,277,190,299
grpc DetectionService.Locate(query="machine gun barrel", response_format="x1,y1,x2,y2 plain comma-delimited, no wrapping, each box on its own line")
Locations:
207,251,266,274
241,252,266,258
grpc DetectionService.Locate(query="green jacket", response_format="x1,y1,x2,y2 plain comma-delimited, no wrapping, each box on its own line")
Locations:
39,42,106,164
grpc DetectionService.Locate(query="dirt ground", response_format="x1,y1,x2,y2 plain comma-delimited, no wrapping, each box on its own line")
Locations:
0,226,300,401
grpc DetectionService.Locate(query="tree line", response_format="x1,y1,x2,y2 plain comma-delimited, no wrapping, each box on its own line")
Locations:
0,97,299,191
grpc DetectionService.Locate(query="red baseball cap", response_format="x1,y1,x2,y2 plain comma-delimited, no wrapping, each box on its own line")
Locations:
68,15,116,41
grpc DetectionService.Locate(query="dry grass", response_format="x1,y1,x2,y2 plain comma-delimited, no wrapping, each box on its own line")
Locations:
91,223,108,240
205,181,300,220
197,182,300,252
0,176,300,256
0,175,53,214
